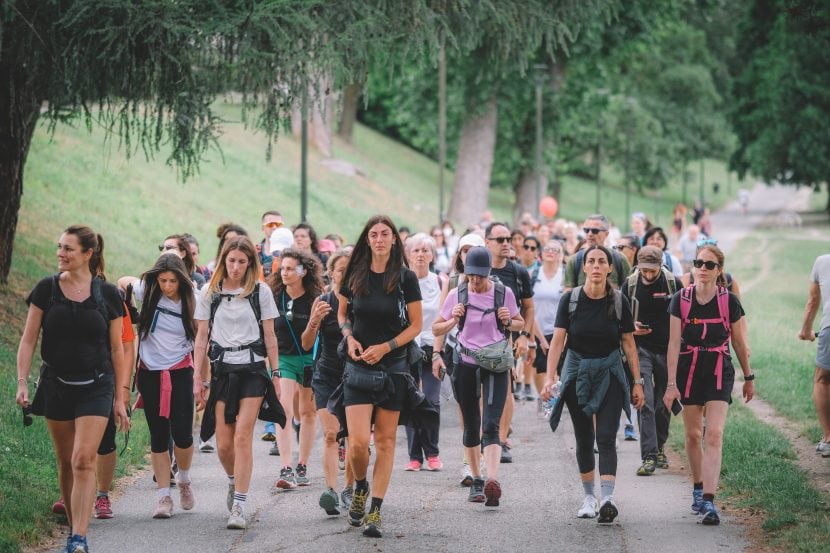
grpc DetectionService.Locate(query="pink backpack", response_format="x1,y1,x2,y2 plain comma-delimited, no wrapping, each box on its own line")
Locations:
678,285,731,398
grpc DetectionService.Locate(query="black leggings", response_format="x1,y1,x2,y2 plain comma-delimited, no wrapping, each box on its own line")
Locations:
137,368,195,454
564,376,625,476
452,361,508,448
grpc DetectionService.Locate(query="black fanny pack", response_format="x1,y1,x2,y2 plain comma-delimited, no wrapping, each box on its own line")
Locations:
344,362,386,393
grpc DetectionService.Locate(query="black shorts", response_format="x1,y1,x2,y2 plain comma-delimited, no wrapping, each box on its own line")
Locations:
98,411,117,455
313,366,343,411
39,373,114,421
676,355,734,406
343,372,408,411
533,334,554,374
213,371,266,404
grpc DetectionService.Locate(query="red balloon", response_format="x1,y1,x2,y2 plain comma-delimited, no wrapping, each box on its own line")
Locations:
540,196,559,218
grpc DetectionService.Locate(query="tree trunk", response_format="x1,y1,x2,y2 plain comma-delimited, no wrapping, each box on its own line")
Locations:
291,74,334,158
0,59,41,284
448,95,498,227
512,168,548,224
337,82,361,143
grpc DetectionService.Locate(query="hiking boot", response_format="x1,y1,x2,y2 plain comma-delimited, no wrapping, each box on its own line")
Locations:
817,440,830,458
94,495,113,519
425,456,443,471
198,439,215,453
52,498,66,516
152,496,174,519
178,481,195,511
468,478,485,503
348,486,370,527
691,489,704,514
261,431,276,442
624,424,637,441
66,534,89,553
404,460,422,472
499,443,513,464
577,495,598,518
295,463,310,486
484,479,501,507
227,503,246,530
276,467,298,490
227,483,235,511
636,458,656,476
319,488,340,516
598,496,619,523
699,500,720,526
269,443,280,456
460,463,474,487
340,486,354,512
362,509,382,538
655,448,669,469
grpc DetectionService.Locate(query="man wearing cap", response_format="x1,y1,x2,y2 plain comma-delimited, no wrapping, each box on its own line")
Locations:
258,210,285,278
622,245,683,476
563,214,631,291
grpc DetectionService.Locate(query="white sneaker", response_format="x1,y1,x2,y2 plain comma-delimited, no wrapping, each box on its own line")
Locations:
227,503,246,530
460,463,474,487
817,440,830,458
199,439,215,453
577,495,598,518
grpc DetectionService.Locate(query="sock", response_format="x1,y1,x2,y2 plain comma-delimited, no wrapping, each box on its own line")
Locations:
177,468,191,484
157,487,171,499
228,475,235,485
96,490,108,498
693,482,703,491
233,492,248,507
702,493,715,502
370,497,383,512
600,480,615,500
582,480,595,497
524,384,531,391
355,478,369,492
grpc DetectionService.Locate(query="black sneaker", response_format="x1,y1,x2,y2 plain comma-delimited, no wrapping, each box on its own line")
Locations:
362,509,382,538
500,443,513,464
468,478,485,503
348,486,369,527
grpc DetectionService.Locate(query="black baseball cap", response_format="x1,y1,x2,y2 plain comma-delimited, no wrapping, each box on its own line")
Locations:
464,246,492,277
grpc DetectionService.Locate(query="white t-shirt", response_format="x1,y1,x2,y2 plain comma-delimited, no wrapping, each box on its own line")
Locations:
811,254,830,331
194,283,279,364
138,296,193,370
417,272,442,347
533,266,564,335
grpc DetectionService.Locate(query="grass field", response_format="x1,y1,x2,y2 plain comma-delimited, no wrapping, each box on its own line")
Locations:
0,99,761,551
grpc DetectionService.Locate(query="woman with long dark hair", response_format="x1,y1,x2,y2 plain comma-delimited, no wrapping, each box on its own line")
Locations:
336,215,423,538
542,244,644,524
193,236,284,530
16,225,129,553
130,254,198,518
266,248,324,489
159,234,206,288
207,223,248,274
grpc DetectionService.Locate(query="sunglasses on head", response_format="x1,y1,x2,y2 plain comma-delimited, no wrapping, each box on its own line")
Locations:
613,244,631,251
264,221,284,229
22,405,33,427
489,236,511,244
523,244,537,252
693,259,720,270
697,238,718,247
542,246,562,254
582,227,606,235
158,244,180,252
285,298,294,321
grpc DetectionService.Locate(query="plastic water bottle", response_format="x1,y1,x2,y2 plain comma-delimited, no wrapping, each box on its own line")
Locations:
544,381,562,420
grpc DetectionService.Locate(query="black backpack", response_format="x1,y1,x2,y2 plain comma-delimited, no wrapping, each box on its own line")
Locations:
207,281,265,363
456,279,508,335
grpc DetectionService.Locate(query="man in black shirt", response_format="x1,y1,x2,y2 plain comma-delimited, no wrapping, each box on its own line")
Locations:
622,246,682,476
486,223,535,463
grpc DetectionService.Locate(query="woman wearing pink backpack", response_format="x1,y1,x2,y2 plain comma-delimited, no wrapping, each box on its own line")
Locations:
664,244,754,526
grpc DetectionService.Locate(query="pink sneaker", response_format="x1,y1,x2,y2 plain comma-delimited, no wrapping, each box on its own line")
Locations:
404,460,422,472
425,456,443,471
94,495,114,519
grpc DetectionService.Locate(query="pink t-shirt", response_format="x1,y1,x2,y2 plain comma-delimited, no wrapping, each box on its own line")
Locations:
440,284,519,365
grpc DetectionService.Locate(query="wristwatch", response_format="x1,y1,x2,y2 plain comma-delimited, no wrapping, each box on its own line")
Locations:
633,378,644,386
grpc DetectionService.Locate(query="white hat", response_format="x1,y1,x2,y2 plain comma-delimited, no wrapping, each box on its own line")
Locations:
457,233,485,249
269,227,294,255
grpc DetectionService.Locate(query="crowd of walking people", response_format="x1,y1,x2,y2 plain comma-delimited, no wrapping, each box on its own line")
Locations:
15,203,759,552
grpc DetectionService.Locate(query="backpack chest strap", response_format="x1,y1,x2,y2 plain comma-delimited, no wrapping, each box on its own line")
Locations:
679,342,730,399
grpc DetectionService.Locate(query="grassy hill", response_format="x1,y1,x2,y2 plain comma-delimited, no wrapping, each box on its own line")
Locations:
0,100,748,550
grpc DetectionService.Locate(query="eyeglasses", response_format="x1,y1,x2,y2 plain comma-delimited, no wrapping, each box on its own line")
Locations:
692,259,720,270
582,227,606,235
22,405,32,427
158,244,181,252
523,245,538,252
697,238,718,247
264,221,284,229
613,244,632,251
488,236,510,244
542,247,563,254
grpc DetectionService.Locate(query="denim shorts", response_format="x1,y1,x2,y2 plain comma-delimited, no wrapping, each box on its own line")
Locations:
816,328,830,371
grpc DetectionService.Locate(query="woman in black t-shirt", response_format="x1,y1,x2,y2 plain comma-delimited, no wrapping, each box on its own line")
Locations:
664,245,753,526
16,225,129,553
266,248,323,490
302,249,354,516
337,215,423,538
541,245,644,525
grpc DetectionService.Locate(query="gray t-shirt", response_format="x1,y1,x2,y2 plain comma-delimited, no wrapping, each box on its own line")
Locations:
811,254,830,330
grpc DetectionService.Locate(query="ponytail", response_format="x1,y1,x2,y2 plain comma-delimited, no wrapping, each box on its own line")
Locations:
91,233,106,280
63,225,105,279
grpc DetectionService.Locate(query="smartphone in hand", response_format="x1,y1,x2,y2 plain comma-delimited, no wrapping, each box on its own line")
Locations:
671,398,683,416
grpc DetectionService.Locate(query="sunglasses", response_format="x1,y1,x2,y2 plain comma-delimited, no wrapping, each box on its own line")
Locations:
613,244,632,251
697,238,718,247
583,227,606,235
693,259,720,270
488,236,511,244
285,299,294,321
523,245,538,252
542,247,563,254
158,244,181,252
22,405,33,427
264,221,284,229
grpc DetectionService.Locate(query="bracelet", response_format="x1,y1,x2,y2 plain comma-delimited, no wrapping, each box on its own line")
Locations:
743,373,755,381
17,377,27,384
667,382,677,388
202,380,211,388
271,371,281,378
528,343,537,349
432,352,442,360
339,321,352,331
387,339,398,351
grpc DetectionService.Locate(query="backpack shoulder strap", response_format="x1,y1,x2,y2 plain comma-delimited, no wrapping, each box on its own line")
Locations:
530,264,541,287
679,285,694,324
457,281,469,332
716,286,731,334
569,286,582,316
574,250,585,283
626,271,639,301
494,281,506,333
662,268,677,296
91,277,111,324
613,288,622,322
248,282,262,323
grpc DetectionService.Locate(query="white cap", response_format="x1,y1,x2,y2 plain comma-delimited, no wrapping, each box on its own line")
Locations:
269,227,294,255
457,233,485,249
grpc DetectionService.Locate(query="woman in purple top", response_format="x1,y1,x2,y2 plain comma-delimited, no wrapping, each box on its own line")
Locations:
433,246,523,508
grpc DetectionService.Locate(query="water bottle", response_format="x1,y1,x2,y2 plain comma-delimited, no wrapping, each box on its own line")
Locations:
544,381,561,420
